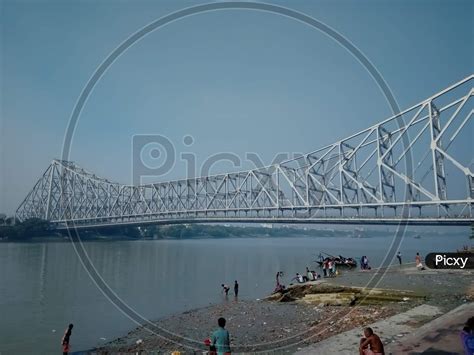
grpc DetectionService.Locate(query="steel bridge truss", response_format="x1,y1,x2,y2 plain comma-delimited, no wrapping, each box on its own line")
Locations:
16,75,474,227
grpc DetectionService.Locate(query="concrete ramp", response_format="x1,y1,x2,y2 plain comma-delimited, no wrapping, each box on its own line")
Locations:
295,303,447,354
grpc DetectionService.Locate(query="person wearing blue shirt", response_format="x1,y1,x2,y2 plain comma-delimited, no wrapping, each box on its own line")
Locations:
461,316,474,355
211,317,231,355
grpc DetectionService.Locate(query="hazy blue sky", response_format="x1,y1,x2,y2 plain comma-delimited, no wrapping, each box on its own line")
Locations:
1,0,472,214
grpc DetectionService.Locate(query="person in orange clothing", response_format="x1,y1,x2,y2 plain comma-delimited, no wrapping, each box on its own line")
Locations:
415,252,425,270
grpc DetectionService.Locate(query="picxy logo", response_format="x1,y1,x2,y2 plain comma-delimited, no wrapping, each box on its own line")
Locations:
435,254,468,268
426,253,473,269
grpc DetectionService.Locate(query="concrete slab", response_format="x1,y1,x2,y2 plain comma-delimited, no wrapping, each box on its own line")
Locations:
386,302,473,354
295,304,445,355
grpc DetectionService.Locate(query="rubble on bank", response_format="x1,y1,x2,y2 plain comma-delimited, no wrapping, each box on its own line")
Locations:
95,266,471,354
265,281,425,306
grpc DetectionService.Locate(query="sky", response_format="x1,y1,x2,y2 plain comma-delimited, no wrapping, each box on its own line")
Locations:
0,0,473,214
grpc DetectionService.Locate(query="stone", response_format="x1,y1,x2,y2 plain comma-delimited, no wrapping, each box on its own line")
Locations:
301,293,357,306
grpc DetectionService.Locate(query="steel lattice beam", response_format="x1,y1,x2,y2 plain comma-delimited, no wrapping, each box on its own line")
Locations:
15,75,474,228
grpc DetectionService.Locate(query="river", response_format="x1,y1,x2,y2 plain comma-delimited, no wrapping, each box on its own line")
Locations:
0,228,470,354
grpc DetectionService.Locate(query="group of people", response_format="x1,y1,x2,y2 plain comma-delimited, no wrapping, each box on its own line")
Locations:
322,258,338,277
280,257,352,286
293,267,321,283
360,251,425,270
59,319,232,355
398,250,425,270
343,251,423,271
221,280,239,297
58,308,474,355
205,321,382,355
203,315,474,355
57,251,447,355
396,250,424,270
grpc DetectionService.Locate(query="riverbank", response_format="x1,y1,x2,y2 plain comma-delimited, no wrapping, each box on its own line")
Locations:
1,222,370,242
95,264,472,354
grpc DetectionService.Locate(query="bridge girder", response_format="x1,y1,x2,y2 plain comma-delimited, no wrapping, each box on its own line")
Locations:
15,75,474,227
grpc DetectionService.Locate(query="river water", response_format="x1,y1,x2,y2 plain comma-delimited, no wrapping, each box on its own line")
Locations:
0,228,470,354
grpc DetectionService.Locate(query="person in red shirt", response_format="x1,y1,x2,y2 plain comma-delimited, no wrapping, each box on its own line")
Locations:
61,323,73,355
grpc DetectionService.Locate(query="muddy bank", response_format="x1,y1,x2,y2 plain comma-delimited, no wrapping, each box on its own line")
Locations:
95,265,472,354
95,300,413,354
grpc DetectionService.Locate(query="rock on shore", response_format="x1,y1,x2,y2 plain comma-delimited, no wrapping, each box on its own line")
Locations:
266,281,425,306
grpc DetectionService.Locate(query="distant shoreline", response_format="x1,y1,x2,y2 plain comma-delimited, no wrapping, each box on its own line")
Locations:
1,221,471,243
0,225,472,244
0,223,369,242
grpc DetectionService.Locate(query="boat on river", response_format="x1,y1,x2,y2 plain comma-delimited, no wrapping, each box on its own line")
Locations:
315,252,357,268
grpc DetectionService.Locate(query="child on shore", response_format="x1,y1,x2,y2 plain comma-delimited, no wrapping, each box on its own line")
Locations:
211,317,231,355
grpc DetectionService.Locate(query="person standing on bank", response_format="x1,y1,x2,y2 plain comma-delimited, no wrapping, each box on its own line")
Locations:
415,252,425,270
234,280,239,297
396,251,402,265
61,323,73,355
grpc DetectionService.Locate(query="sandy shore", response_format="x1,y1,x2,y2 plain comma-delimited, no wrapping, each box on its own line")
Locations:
94,264,472,354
